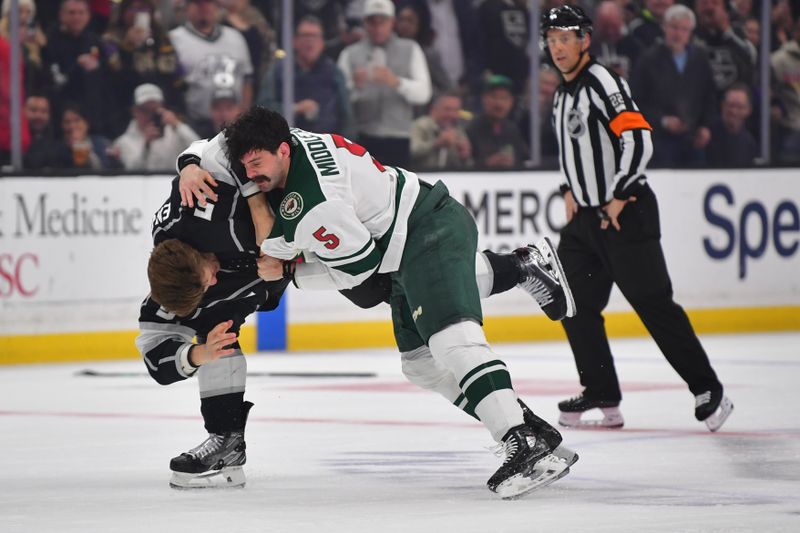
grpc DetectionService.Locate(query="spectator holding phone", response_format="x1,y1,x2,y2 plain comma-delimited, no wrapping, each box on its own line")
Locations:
111,83,199,170
103,0,186,137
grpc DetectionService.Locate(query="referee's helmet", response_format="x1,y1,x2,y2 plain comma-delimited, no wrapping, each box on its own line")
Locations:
540,5,593,39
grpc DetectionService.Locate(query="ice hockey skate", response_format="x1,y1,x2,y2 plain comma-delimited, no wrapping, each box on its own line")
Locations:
487,424,570,500
514,237,576,320
518,399,579,470
695,389,734,432
169,402,252,489
558,394,624,429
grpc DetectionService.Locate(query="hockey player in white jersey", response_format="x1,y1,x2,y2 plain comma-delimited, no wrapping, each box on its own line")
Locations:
219,107,576,499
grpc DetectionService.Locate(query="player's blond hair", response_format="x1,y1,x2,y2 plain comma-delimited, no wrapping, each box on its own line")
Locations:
147,239,206,317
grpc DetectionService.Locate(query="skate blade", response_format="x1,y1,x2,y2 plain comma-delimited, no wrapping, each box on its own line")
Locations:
558,408,624,429
169,466,246,490
495,454,569,500
537,237,576,318
552,445,579,469
704,396,734,432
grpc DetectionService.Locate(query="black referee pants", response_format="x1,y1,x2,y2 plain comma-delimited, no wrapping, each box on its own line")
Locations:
557,184,721,402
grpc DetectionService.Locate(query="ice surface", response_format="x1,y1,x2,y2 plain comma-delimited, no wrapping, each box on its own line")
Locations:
2,332,799,532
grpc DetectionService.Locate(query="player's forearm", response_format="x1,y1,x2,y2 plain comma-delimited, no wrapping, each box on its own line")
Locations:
246,194,274,246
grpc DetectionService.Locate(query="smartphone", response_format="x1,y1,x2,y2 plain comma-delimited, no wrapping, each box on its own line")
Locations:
134,12,151,31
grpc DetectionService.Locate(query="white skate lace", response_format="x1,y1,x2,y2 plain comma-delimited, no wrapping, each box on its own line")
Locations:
520,277,554,306
695,391,712,408
188,434,224,459
488,437,520,465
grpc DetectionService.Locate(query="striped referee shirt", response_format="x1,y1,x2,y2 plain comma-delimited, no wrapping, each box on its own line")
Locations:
553,59,653,208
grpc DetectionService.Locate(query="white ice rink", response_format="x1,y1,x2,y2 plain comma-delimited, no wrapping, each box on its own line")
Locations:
2,332,799,533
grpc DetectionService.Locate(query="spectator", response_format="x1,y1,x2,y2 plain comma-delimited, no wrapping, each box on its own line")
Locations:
395,3,454,98
169,0,253,136
706,83,758,166
43,0,111,136
590,1,643,79
0,0,48,94
630,4,716,167
209,87,241,134
771,19,800,164
476,0,530,95
111,83,199,170
102,0,185,138
694,0,756,100
0,36,30,167
258,16,352,137
220,0,274,95
771,0,796,51
410,90,472,170
58,103,120,170
23,94,73,169
628,0,675,48
466,74,528,170
414,0,484,108
337,0,431,168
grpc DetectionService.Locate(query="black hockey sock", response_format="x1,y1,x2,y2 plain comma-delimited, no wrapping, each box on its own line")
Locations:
201,392,246,434
482,249,523,295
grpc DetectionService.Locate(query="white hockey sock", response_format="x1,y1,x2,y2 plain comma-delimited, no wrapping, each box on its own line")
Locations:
428,321,523,442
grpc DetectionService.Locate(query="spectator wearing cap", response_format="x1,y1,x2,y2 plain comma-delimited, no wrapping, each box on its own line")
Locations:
169,0,253,137
102,0,186,138
208,87,241,135
43,0,112,136
337,0,432,168
466,74,528,169
258,16,353,138
111,83,199,170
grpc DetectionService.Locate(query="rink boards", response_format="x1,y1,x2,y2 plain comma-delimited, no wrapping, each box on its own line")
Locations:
1,169,798,363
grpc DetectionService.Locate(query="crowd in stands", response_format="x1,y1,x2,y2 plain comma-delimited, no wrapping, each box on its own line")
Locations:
1,0,800,172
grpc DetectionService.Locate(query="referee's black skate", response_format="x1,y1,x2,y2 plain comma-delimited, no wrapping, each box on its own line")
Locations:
558,393,624,429
514,237,576,320
169,401,253,489
694,388,734,432
487,424,569,499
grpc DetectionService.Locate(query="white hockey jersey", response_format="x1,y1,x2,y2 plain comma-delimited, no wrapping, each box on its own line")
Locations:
264,129,421,291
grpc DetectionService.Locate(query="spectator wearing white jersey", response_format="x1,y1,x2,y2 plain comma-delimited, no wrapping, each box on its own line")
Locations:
169,0,253,137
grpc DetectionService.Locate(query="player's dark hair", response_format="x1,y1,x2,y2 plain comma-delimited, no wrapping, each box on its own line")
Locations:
147,239,206,317
224,106,291,163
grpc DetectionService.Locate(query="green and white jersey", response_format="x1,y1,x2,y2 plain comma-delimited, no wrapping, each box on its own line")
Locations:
265,128,421,291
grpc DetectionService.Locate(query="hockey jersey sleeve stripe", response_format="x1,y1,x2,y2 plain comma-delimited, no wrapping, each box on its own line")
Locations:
329,245,381,276
609,111,652,137
315,239,375,266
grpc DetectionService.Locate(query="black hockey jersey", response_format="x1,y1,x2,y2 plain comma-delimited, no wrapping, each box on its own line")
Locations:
136,176,288,385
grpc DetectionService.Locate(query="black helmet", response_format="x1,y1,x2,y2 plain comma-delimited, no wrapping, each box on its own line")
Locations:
540,5,593,39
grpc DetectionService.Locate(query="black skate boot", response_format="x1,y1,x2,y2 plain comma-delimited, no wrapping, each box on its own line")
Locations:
558,393,623,429
486,424,569,499
518,399,578,469
169,401,253,489
514,237,576,320
694,388,734,432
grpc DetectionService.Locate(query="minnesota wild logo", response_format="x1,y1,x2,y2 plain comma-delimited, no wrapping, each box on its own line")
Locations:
280,192,304,220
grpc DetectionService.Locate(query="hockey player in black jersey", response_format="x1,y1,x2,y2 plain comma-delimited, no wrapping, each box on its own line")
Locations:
136,173,290,489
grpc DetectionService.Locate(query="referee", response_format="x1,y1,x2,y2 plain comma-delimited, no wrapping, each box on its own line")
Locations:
541,6,733,431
